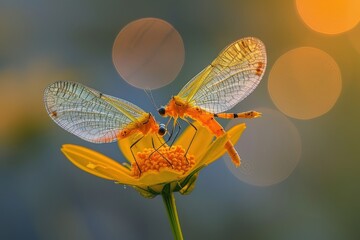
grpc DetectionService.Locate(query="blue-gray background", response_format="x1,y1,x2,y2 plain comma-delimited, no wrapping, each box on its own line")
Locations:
1,1,359,239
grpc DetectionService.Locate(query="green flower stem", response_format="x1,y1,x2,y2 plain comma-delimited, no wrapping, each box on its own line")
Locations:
162,185,184,240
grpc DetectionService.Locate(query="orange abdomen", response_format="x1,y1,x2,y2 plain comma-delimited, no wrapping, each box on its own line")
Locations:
186,108,241,167
214,111,261,119
224,141,241,167
186,108,225,137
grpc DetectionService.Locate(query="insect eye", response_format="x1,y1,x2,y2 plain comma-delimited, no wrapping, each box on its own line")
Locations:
158,107,166,116
158,124,166,136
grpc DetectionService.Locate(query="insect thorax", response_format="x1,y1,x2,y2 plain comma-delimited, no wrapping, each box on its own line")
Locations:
166,96,192,117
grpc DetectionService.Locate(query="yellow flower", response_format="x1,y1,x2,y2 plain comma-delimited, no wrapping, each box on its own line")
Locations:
61,122,245,198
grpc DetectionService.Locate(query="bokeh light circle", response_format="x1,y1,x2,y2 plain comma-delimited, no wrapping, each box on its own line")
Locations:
112,18,185,89
268,47,342,120
348,25,360,55
224,108,302,186
296,0,360,34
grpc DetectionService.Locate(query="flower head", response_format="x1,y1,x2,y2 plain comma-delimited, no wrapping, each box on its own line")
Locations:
61,122,245,198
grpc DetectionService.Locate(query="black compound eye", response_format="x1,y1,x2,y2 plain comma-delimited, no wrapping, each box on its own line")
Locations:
158,124,166,136
158,107,166,116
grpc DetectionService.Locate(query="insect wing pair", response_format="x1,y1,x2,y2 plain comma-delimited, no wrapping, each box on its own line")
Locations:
158,37,267,166
44,81,166,144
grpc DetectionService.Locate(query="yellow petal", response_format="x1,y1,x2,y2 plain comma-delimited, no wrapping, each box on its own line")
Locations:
138,168,183,186
198,123,246,167
174,121,214,158
118,133,164,163
61,144,139,185
193,132,230,169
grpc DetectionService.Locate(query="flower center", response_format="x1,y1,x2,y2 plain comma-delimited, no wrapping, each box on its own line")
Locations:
131,145,195,177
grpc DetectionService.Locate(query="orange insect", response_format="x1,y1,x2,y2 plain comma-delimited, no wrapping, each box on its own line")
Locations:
44,81,167,170
158,37,267,167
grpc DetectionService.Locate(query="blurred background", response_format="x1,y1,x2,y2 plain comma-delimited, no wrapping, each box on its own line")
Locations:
1,0,360,239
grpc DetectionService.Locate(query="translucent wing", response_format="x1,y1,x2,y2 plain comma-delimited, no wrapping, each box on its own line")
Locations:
44,81,145,143
178,37,267,113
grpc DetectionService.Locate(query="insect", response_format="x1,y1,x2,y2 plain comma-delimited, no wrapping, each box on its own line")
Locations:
158,37,267,167
44,81,167,171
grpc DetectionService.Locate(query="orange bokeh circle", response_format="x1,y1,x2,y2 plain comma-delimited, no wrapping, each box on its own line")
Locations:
296,0,360,34
268,47,342,120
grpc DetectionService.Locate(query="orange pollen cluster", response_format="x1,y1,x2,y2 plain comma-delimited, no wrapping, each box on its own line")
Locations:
131,145,195,177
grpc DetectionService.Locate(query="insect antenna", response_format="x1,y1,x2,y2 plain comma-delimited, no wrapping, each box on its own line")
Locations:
143,88,158,110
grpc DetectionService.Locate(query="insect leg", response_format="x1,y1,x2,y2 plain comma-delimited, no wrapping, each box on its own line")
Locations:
150,137,174,168
169,120,181,147
154,118,181,149
130,136,144,175
148,119,180,161
182,118,197,164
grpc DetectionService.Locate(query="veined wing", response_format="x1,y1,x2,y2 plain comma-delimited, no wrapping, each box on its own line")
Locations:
178,37,267,113
44,81,145,143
